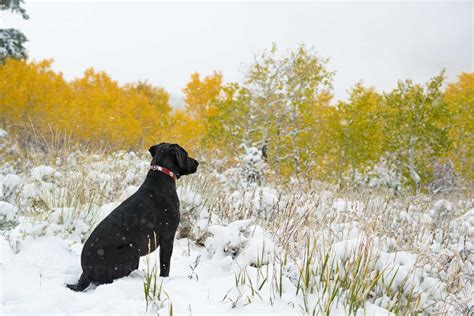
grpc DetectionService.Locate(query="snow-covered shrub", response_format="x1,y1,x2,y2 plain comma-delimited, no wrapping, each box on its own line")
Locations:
349,155,403,192
429,160,460,194
80,151,149,201
3,172,105,246
0,128,9,151
228,186,279,218
0,173,22,202
429,199,453,220
222,145,267,191
205,219,274,267
6,206,95,246
0,201,18,229
176,178,209,242
30,165,60,182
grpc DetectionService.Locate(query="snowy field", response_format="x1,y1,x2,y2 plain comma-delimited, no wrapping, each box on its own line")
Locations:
0,131,472,315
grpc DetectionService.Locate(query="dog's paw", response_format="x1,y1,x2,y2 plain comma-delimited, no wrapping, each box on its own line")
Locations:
66,283,81,291
66,282,91,292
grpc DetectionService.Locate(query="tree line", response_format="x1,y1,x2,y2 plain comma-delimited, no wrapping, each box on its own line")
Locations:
0,44,472,191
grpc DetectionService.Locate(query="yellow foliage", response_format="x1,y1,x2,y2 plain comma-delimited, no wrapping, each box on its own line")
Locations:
0,59,73,136
167,109,203,156
0,59,172,150
1,58,472,187
183,72,222,119
444,72,474,179
336,83,384,174
182,71,223,153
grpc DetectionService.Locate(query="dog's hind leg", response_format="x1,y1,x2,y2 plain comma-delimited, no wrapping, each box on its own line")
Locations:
85,245,140,284
66,272,91,291
111,245,140,279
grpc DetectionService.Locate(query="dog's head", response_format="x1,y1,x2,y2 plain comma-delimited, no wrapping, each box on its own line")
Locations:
148,143,199,178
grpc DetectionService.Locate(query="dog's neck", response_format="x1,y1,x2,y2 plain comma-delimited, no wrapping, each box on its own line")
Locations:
145,168,177,189
149,165,178,181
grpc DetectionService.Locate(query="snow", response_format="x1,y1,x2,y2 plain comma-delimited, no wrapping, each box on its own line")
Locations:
98,202,121,220
431,199,453,216
376,251,418,290
119,185,139,201
0,139,472,315
177,185,203,206
1,236,142,314
206,220,274,267
0,235,291,315
229,187,279,216
31,165,58,181
0,173,21,200
0,201,17,222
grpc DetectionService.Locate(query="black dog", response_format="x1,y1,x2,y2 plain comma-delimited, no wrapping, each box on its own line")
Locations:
67,143,198,291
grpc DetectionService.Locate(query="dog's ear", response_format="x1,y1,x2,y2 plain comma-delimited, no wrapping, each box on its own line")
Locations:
171,144,186,171
148,145,158,157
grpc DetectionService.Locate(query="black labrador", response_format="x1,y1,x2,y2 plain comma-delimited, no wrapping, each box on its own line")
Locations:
67,143,198,291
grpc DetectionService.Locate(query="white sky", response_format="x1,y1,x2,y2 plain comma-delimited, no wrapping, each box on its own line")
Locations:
2,1,473,102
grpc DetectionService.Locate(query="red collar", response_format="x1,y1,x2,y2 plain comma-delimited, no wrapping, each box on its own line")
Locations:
149,165,178,181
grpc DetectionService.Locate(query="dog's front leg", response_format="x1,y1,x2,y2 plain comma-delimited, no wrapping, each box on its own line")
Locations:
159,237,174,277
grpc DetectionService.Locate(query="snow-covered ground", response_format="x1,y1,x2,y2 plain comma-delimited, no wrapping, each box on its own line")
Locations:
0,131,472,315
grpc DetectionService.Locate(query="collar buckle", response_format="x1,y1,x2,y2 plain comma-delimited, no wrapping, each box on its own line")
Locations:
149,165,178,181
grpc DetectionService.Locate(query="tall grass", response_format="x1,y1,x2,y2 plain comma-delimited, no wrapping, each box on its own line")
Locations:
178,172,469,314
1,127,109,241
142,235,173,314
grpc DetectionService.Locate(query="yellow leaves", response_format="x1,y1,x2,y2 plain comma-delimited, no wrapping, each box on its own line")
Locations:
335,84,385,176
444,72,474,179
183,72,223,119
182,71,224,152
0,59,172,150
0,61,227,156
167,109,203,156
1,58,471,185
126,81,171,116
445,72,474,118
0,58,72,134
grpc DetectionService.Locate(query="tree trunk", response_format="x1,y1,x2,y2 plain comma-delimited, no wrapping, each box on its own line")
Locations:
409,136,421,192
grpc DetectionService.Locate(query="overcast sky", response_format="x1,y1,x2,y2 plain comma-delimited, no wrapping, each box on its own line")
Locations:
2,1,473,102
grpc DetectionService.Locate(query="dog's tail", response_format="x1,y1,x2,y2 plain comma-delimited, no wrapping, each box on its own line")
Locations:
66,273,91,292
